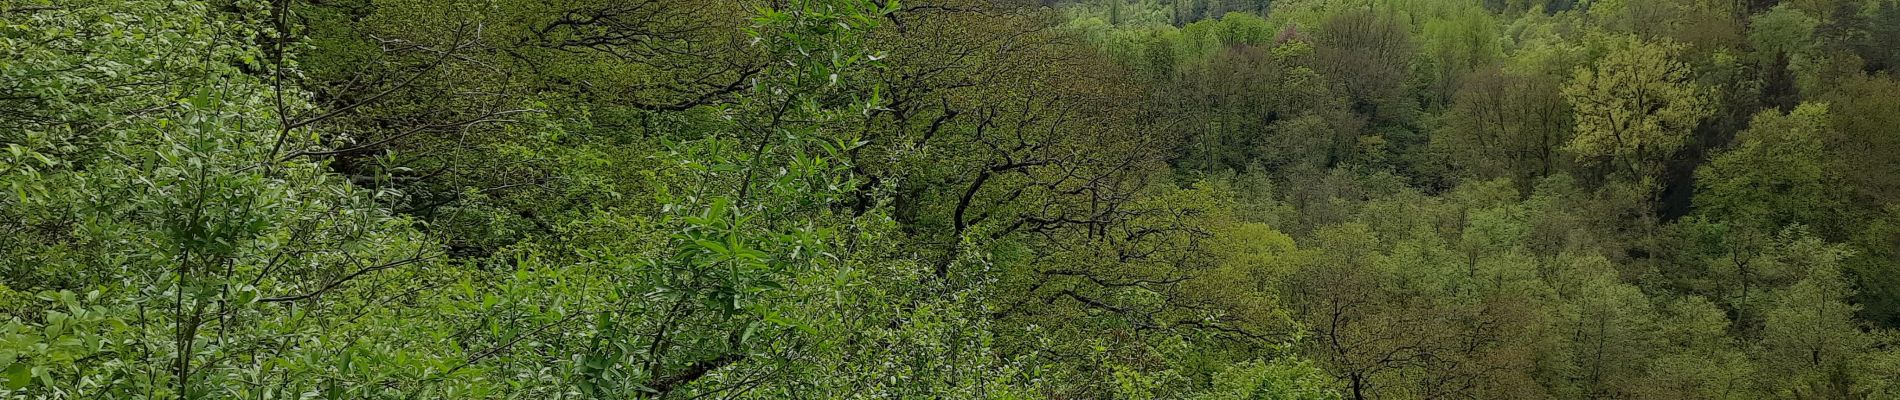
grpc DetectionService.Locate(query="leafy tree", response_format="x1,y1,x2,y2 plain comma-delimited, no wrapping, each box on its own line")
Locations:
1314,8,1418,128
1749,5,1822,65
1544,254,1661,399
1758,251,1865,398
1694,103,1834,231
14,0,1900,398
1562,35,1712,182
1819,75,1900,220
1849,206,1900,327
2,0,447,396
1434,67,1573,185
1643,296,1757,399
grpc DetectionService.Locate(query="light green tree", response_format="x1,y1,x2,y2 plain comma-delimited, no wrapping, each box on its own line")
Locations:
1562,36,1711,181
1758,259,1866,398
1694,103,1834,230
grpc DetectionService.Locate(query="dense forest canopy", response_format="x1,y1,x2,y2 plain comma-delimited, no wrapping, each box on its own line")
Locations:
4,0,1900,398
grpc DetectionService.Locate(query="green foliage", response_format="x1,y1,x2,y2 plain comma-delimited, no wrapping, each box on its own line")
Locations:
1,0,453,397
1749,5,1822,62
11,0,1900,398
1192,358,1339,400
1694,103,1834,229
1432,67,1573,184
1759,258,1864,398
1562,35,1711,181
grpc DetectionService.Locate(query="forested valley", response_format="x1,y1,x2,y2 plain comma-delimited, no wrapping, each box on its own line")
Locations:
5,0,1900,398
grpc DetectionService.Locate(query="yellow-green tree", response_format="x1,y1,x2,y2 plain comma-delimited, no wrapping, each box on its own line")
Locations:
1562,36,1711,182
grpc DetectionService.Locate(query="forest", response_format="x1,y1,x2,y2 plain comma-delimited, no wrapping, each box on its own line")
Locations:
4,0,1900,398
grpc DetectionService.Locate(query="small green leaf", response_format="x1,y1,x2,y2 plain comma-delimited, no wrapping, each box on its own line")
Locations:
2,363,29,390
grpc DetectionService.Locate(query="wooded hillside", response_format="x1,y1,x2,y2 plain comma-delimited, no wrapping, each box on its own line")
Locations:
5,0,1900,398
